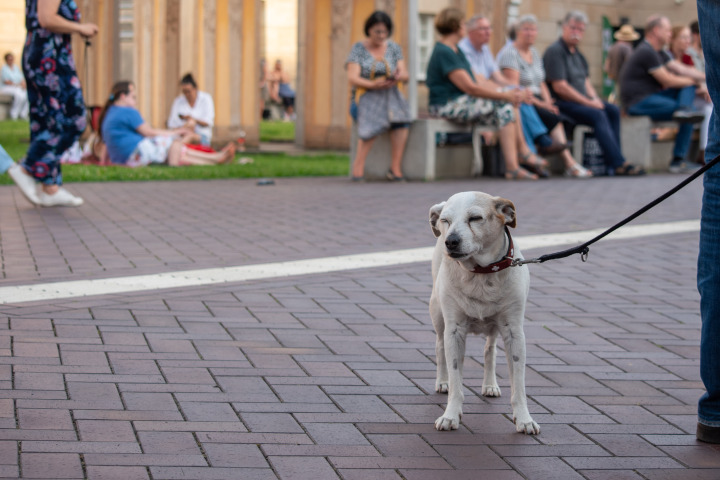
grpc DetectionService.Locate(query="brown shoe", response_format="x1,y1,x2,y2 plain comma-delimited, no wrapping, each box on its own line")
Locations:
537,142,569,155
697,422,720,443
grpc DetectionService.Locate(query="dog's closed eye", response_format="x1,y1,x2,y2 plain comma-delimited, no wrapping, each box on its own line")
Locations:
468,216,483,222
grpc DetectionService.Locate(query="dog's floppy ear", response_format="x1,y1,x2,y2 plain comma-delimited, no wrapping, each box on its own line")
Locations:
495,198,517,228
429,202,446,237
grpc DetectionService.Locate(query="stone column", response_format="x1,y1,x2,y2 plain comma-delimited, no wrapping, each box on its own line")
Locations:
210,0,260,146
75,0,116,107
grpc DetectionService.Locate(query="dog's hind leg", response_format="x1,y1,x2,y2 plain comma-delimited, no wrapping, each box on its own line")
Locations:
430,295,448,393
481,332,502,397
499,323,540,435
435,318,467,431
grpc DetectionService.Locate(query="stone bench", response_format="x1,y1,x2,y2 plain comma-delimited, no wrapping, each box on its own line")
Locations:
572,116,690,172
349,118,497,181
0,93,13,121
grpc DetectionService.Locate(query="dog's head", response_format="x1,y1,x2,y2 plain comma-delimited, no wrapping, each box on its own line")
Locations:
429,192,516,260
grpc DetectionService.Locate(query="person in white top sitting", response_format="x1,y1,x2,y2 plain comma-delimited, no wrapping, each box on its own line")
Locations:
1,52,29,120
167,73,215,145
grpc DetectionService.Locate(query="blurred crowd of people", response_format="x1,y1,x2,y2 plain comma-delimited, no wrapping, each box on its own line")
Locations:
348,8,710,182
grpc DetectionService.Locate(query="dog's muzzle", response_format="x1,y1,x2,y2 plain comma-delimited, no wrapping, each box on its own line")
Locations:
445,233,466,258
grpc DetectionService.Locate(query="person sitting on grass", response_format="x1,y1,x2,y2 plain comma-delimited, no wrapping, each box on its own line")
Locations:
166,73,215,146
99,81,235,167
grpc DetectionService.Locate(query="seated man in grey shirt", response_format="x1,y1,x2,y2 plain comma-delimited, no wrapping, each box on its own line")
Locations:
544,11,644,175
621,15,705,174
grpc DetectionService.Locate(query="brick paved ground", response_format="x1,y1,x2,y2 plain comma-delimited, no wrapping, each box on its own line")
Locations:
0,174,718,479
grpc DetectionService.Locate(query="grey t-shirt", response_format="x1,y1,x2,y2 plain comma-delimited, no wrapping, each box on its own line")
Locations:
543,38,590,99
619,41,672,108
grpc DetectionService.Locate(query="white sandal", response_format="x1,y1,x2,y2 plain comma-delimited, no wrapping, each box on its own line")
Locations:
564,163,593,178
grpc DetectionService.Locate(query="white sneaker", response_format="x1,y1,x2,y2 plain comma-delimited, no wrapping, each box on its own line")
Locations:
8,164,40,205
38,187,84,207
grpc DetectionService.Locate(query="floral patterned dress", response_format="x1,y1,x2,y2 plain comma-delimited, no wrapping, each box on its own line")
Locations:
21,0,86,185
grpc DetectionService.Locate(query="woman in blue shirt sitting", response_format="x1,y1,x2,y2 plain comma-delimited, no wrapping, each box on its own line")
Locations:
99,81,235,167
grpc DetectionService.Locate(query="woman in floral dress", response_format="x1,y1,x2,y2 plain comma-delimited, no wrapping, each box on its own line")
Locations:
8,0,98,207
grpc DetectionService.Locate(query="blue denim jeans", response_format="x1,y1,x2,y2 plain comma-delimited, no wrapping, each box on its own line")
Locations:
519,103,548,154
627,86,696,159
697,0,720,426
0,145,13,174
556,100,625,172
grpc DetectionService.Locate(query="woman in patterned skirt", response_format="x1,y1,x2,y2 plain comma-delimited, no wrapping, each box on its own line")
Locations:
8,0,98,207
346,11,411,182
425,8,538,180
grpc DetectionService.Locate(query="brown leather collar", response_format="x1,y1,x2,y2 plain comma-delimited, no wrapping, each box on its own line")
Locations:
470,227,515,274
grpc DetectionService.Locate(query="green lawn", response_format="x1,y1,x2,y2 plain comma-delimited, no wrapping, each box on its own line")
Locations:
259,120,295,142
1,120,349,184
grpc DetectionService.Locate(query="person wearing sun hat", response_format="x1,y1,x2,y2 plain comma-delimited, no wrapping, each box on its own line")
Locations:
604,24,640,104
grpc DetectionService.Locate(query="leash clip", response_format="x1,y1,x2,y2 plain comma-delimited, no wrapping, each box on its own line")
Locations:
580,248,589,263
511,257,540,267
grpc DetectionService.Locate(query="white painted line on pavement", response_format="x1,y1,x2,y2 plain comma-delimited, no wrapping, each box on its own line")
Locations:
0,220,700,305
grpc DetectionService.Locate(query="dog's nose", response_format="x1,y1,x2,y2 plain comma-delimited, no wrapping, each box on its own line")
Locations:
445,233,461,251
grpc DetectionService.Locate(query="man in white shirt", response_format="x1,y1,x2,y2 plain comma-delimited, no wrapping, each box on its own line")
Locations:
458,15,512,86
459,15,558,162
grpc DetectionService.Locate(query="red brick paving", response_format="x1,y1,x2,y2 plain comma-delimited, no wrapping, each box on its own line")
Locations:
1,175,718,478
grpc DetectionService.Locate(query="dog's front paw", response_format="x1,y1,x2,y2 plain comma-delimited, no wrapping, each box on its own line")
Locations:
435,381,448,393
481,384,501,397
514,416,540,435
435,413,460,430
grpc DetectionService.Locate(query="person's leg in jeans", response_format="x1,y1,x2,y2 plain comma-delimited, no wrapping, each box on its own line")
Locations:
602,101,622,149
628,88,695,161
519,103,548,154
557,100,626,173
697,0,720,442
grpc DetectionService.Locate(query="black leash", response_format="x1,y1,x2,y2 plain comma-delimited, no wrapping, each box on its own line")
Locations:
512,153,720,267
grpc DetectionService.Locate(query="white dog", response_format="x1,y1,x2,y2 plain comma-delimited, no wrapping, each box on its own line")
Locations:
429,191,539,435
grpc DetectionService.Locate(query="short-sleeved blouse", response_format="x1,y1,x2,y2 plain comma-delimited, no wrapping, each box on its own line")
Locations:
346,40,404,79
497,44,545,95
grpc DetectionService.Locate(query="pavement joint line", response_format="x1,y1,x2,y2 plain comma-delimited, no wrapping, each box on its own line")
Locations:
0,219,699,305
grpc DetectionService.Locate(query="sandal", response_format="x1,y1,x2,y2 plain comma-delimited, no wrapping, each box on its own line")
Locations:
386,169,406,182
564,163,593,178
520,152,550,169
615,163,646,176
520,152,550,178
505,167,538,181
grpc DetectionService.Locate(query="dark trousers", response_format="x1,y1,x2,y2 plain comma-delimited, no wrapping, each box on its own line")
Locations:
556,100,625,171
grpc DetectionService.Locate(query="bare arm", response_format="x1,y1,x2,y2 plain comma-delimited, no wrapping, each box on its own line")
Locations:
346,62,393,90
666,59,705,83
650,65,696,89
490,69,512,87
535,81,560,113
392,59,410,83
447,69,521,105
38,0,98,37
501,67,520,86
137,123,182,138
